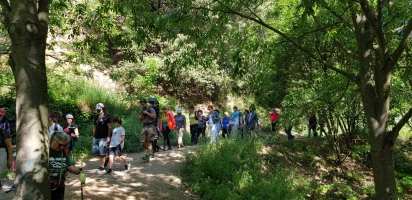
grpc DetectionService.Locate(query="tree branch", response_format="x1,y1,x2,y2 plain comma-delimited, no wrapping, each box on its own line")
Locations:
0,0,10,12
388,18,412,72
391,108,412,139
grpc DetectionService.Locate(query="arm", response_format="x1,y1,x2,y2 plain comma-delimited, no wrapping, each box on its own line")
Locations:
184,118,187,131
74,127,79,137
120,135,125,145
5,138,12,168
92,125,96,142
107,122,112,142
142,110,156,119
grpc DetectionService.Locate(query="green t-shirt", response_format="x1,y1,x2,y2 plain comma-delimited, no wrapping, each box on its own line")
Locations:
49,148,74,180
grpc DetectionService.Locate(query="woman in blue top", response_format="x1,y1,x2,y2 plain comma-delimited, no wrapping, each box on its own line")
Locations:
196,110,206,143
207,105,221,144
221,112,231,138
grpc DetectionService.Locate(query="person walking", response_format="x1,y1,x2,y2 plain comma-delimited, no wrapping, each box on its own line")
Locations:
138,99,157,161
149,98,162,154
158,106,176,150
269,108,280,132
242,109,250,138
245,105,259,137
229,106,243,138
106,117,131,173
92,103,112,173
207,105,221,144
188,105,198,146
0,108,13,189
63,114,79,151
174,108,186,148
221,112,231,138
308,114,317,138
48,112,63,138
196,110,207,144
49,131,83,200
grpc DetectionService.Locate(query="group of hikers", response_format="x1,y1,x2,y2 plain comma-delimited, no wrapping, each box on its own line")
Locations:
0,98,328,199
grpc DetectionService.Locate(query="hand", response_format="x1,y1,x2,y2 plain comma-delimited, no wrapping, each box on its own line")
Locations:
106,137,110,143
7,158,12,168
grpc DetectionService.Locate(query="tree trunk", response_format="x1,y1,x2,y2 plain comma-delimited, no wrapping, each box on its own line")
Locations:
1,1,51,199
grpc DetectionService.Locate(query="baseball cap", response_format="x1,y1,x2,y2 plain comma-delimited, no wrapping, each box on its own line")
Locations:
176,108,182,113
188,105,194,109
66,114,74,119
96,103,104,110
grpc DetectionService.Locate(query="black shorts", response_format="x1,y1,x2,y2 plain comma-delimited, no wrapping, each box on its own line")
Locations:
109,145,122,157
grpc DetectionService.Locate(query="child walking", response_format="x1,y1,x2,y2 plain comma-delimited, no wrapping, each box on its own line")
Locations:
106,117,131,173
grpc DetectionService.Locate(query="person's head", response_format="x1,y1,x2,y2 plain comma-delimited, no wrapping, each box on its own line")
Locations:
65,114,74,123
244,109,250,114
233,106,238,112
49,112,58,123
0,108,6,122
50,132,71,151
188,105,194,112
224,112,229,117
149,98,159,107
96,103,105,114
207,105,214,112
113,116,122,127
176,108,182,115
140,99,148,109
197,110,203,116
162,106,169,113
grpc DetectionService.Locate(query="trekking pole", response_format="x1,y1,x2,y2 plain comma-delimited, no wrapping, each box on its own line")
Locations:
78,168,85,200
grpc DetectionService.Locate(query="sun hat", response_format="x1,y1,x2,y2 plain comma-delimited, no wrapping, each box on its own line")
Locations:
0,108,6,116
96,103,105,110
66,114,74,119
176,108,182,113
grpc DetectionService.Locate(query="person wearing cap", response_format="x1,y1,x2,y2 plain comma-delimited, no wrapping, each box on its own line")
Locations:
158,106,176,151
63,114,79,151
174,108,186,148
48,112,63,139
0,108,13,188
92,103,112,173
188,105,198,145
269,108,280,132
138,99,157,161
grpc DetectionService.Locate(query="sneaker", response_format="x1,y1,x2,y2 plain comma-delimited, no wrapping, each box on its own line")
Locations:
96,167,106,174
125,162,131,171
106,168,112,174
142,155,151,161
167,146,172,151
104,157,109,168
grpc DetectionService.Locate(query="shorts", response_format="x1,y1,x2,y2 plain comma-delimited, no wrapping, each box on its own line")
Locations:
109,145,122,157
140,126,155,143
92,138,107,156
0,148,6,172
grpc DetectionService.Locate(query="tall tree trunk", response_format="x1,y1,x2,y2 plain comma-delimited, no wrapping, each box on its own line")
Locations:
0,1,51,199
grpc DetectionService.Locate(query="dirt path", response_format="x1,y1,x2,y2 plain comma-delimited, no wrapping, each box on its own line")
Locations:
1,146,198,200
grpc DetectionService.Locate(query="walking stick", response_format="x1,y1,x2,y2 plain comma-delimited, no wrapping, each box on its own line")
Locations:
78,168,86,200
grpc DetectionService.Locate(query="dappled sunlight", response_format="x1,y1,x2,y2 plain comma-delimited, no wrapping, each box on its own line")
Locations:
63,148,197,200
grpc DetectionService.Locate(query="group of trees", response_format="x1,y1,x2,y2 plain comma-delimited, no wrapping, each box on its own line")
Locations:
0,0,411,199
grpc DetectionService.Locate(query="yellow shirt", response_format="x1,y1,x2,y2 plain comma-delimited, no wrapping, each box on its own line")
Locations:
188,112,198,125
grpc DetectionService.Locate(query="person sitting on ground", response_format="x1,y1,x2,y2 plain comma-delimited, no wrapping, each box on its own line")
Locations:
174,108,186,148
106,117,131,173
49,132,83,200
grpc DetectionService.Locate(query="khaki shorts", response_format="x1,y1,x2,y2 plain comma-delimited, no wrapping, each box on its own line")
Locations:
0,148,7,173
140,126,155,143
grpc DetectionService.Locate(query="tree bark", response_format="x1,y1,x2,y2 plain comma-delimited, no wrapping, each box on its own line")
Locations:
0,0,51,199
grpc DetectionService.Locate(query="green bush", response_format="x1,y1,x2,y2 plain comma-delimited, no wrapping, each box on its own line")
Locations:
181,139,305,200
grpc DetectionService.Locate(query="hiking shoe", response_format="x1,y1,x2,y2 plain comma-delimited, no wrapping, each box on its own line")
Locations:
142,155,151,161
96,167,106,174
125,162,131,171
167,146,172,151
104,157,109,168
106,168,112,174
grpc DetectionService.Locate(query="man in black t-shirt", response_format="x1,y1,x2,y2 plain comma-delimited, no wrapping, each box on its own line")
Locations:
92,103,112,173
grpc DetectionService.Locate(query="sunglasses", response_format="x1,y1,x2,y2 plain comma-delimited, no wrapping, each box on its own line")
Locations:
54,140,68,148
